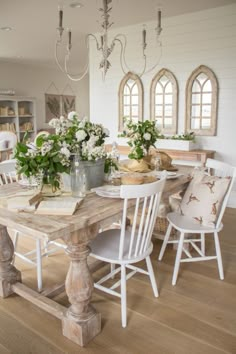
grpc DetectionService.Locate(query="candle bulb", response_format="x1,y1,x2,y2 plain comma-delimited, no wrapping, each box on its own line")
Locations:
158,10,161,30
142,25,147,50
59,8,63,28
68,29,72,50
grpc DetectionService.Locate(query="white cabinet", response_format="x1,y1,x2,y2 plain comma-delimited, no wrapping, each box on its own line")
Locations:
0,95,37,141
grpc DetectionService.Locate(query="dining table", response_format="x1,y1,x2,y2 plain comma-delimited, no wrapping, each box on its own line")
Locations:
0,173,190,346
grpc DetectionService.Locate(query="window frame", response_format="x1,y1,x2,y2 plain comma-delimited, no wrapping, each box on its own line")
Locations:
118,72,143,132
185,65,218,136
150,68,178,135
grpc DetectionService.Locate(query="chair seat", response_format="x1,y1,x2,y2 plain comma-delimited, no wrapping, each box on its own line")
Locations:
167,212,223,234
90,229,153,264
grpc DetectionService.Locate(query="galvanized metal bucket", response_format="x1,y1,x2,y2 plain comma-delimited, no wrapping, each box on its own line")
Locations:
80,158,105,189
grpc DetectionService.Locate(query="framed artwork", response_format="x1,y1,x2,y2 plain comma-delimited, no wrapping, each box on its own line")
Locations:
45,94,61,122
45,94,76,122
61,95,76,116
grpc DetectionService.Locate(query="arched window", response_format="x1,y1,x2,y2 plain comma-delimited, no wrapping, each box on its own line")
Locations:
185,65,218,136
118,72,143,131
150,68,178,134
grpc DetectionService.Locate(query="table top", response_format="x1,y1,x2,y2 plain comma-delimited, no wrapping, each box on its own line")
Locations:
0,174,190,242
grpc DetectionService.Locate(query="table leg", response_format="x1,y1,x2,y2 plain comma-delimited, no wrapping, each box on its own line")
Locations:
0,225,21,298
62,231,101,346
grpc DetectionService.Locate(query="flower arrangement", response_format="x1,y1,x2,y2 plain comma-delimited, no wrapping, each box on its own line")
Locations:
14,112,110,191
48,112,109,160
14,133,71,191
119,119,160,160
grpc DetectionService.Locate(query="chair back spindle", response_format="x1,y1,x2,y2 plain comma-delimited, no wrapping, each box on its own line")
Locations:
0,159,18,185
119,178,166,261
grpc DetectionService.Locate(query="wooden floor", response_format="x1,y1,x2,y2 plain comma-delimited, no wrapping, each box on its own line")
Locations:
0,208,236,354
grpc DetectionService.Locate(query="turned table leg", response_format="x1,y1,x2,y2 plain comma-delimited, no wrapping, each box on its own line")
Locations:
0,225,21,298
62,229,101,346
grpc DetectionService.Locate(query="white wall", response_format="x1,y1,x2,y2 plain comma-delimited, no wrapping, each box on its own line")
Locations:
0,62,89,130
89,4,236,167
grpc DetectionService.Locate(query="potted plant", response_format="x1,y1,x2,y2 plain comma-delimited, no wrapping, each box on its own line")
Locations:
14,112,110,191
14,132,71,193
119,119,160,159
118,119,160,171
155,132,198,151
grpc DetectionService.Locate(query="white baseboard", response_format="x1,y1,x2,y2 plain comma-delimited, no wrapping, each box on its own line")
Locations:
227,190,236,208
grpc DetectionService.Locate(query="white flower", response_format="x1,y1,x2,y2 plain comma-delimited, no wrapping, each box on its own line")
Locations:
41,141,53,156
68,111,78,121
59,115,66,122
60,146,70,159
76,129,87,142
143,132,151,141
26,142,37,151
48,118,60,128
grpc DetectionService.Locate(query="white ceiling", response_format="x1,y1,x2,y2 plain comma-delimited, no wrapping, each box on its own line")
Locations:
0,0,235,70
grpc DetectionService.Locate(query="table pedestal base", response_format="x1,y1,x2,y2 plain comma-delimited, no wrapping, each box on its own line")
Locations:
62,305,101,346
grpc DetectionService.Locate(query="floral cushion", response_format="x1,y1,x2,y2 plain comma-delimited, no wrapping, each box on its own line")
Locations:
179,170,231,226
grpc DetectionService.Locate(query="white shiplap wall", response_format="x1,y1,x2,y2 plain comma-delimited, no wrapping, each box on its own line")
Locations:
89,4,236,206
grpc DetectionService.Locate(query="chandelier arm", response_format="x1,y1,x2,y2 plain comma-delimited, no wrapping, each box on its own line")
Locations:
55,38,89,81
114,34,147,77
55,40,68,74
113,34,130,73
87,33,102,52
140,41,163,76
64,54,89,81
113,33,162,77
111,37,129,75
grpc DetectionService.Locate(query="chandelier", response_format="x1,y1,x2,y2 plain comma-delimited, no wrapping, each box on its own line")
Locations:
55,0,163,81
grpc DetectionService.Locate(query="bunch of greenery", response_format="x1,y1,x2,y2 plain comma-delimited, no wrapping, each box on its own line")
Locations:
14,133,71,191
119,119,160,160
158,131,195,141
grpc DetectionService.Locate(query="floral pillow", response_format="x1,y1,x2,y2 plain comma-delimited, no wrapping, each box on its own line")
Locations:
179,170,231,226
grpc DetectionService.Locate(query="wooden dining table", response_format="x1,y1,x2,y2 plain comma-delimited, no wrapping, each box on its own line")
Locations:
0,174,189,346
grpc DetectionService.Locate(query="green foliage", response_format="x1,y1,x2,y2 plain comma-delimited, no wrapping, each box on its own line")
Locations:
158,131,195,141
119,119,160,160
14,133,70,191
104,157,118,174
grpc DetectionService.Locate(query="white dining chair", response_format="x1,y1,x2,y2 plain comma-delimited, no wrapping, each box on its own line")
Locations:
0,159,66,291
0,159,18,184
90,178,166,327
158,158,236,286
0,131,17,160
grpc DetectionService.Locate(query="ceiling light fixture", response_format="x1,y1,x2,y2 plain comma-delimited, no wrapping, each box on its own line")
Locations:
55,0,163,81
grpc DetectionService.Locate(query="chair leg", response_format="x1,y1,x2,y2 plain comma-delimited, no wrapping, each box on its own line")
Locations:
12,230,19,265
36,239,43,292
158,223,173,261
172,232,185,286
214,231,224,280
201,233,205,255
120,265,127,328
44,240,49,257
146,256,158,297
110,263,115,279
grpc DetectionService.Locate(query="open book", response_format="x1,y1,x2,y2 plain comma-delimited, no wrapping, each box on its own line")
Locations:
7,191,42,211
35,196,83,216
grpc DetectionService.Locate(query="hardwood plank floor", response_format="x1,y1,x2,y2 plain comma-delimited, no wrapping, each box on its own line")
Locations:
0,208,235,354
